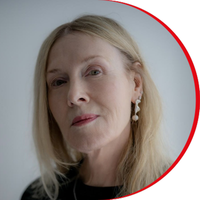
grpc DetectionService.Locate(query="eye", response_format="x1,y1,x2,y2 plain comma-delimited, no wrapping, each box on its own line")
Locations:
51,79,67,87
88,69,101,76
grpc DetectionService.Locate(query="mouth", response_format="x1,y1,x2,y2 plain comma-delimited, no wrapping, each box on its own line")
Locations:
71,114,99,127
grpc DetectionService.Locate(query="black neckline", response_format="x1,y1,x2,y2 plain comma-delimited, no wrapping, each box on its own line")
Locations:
75,178,122,199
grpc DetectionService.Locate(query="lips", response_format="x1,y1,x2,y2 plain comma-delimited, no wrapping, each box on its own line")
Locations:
71,114,99,126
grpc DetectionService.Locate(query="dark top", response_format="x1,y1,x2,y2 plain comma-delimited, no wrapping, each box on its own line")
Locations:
21,167,121,200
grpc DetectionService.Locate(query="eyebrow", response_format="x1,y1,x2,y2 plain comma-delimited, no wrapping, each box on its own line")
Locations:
81,55,103,63
46,68,63,75
47,55,105,74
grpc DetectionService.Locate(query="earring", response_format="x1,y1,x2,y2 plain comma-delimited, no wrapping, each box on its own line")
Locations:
132,95,142,122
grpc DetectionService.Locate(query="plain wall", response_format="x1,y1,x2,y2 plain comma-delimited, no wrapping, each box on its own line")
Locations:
0,0,196,199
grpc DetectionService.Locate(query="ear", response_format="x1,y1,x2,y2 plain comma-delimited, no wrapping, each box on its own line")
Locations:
130,62,143,103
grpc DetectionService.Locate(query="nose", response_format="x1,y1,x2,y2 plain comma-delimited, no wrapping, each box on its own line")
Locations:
67,80,90,107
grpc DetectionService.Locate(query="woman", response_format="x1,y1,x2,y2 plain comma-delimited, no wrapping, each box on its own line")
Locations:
21,15,171,200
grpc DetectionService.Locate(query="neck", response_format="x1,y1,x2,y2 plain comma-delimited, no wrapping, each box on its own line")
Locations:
79,123,131,187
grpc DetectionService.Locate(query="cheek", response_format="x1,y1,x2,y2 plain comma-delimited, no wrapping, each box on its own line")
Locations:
95,79,132,122
48,93,58,116
48,91,67,124
104,79,131,106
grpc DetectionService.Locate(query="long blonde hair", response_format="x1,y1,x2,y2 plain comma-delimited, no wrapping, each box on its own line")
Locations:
32,15,171,199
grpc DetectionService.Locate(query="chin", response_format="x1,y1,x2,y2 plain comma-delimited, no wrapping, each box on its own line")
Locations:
69,136,111,154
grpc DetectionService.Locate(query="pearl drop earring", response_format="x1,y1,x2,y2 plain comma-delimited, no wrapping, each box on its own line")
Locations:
132,95,142,122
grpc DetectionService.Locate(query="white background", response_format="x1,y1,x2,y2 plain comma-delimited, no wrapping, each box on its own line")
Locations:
0,0,199,199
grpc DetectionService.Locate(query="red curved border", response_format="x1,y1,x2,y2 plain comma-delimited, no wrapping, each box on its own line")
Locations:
102,0,200,199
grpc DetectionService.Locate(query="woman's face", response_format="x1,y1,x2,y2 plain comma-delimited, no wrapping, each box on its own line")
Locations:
47,33,138,153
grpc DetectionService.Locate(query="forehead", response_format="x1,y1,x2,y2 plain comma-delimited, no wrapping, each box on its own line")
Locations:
47,33,124,69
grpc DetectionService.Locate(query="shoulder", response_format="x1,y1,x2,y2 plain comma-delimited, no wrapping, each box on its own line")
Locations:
21,167,78,200
21,178,46,200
